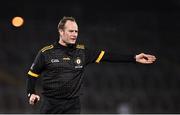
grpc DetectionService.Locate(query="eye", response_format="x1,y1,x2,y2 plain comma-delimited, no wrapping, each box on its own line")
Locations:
69,30,78,33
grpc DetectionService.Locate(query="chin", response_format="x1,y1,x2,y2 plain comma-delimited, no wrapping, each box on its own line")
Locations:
69,41,76,44
69,42,75,45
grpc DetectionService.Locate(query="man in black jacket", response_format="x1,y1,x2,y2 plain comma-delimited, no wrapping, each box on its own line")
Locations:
27,16,156,113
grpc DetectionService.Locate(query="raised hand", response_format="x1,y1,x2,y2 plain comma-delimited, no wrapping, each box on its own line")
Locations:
135,53,156,64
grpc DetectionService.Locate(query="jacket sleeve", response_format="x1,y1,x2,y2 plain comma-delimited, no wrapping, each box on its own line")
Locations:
101,51,136,63
85,48,136,64
26,50,45,96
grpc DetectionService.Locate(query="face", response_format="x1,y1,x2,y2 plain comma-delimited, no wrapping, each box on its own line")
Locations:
59,20,78,45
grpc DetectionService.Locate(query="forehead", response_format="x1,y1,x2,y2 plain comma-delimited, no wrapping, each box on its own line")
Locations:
64,20,78,29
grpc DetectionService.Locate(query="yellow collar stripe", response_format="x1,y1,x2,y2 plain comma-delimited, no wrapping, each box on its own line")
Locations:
41,45,54,52
96,51,105,63
28,71,39,77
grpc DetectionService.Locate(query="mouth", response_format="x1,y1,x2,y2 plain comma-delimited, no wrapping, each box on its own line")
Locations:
71,38,76,41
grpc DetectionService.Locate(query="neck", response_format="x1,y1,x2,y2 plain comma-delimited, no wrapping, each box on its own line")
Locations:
59,38,67,47
58,38,75,48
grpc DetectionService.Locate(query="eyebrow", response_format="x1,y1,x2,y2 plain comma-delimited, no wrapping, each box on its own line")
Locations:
69,30,78,32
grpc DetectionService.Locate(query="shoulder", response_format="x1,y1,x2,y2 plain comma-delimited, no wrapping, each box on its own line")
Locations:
40,44,54,52
76,44,85,49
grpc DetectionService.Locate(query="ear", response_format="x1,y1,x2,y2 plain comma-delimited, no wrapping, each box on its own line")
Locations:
59,29,64,36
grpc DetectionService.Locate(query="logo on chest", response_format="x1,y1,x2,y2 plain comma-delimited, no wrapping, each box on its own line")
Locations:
51,59,60,63
63,57,70,61
74,57,83,69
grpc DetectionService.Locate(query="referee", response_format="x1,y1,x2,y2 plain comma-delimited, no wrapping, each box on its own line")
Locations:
26,16,156,113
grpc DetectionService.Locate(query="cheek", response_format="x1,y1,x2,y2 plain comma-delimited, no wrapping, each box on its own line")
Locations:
63,34,69,39
64,33,70,37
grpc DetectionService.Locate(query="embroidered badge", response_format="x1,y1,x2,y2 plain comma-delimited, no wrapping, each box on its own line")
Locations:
74,57,83,69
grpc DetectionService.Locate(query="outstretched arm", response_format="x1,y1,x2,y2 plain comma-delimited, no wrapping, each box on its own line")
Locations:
85,48,156,64
135,53,156,64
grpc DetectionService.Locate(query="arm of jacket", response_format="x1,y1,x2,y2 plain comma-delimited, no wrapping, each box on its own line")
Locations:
85,48,136,65
26,50,45,97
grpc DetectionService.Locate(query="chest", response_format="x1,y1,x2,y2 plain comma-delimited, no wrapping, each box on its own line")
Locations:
44,49,85,70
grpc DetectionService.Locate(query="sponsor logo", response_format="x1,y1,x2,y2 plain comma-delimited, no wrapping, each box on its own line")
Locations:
51,59,60,63
63,57,71,60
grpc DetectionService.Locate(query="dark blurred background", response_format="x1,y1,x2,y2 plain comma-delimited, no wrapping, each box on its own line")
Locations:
0,0,180,113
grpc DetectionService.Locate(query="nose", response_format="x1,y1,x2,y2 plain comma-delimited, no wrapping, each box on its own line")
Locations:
72,31,78,36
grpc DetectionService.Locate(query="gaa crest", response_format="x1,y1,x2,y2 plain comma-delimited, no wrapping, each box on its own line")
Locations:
74,57,83,68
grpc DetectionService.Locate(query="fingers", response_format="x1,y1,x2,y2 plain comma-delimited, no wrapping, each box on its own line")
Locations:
145,55,156,62
144,59,154,64
146,54,156,59
29,95,40,105
140,58,154,64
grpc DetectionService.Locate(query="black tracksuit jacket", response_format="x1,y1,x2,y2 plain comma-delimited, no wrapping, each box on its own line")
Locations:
27,42,135,99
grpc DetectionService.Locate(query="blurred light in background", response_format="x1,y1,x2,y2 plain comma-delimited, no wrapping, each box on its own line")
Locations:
11,16,24,27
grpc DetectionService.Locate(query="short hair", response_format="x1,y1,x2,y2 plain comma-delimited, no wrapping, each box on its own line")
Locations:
57,16,76,31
